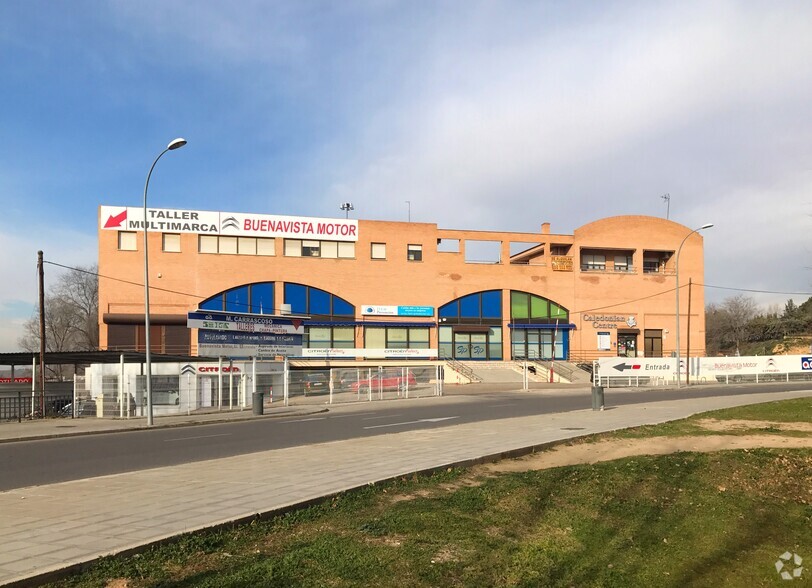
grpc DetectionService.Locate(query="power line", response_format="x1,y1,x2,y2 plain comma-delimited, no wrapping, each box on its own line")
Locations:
699,283,812,296
45,259,812,323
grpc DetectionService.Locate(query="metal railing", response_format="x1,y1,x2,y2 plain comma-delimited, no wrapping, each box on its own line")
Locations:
0,393,73,421
441,357,482,383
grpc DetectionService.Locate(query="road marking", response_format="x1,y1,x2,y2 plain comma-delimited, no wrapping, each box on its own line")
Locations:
280,417,326,423
364,416,458,430
362,414,403,421
489,403,515,407
329,412,377,419
164,433,232,442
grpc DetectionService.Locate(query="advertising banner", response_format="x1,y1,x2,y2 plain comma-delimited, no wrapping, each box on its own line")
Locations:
198,331,303,358
597,354,812,382
101,205,358,241
361,305,434,317
188,311,304,334
301,348,438,359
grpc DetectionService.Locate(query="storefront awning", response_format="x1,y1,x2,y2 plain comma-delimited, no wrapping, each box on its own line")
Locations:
451,325,493,333
306,321,436,327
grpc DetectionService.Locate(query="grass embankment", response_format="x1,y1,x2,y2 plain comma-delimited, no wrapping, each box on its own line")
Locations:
590,396,812,440
50,398,812,588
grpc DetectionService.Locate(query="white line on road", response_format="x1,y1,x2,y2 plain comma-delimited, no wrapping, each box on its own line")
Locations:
489,403,516,407
164,433,232,442
364,416,459,430
362,414,403,421
328,412,377,419
280,417,327,423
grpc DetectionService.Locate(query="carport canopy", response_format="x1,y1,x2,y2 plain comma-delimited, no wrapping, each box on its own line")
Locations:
0,350,220,369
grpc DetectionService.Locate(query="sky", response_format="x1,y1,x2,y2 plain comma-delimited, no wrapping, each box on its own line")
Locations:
1,0,811,352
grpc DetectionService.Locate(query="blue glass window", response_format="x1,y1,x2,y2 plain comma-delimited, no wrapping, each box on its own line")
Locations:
438,290,502,322
284,283,308,315
333,296,354,317
309,288,331,316
250,283,274,314
284,283,354,319
199,296,223,311
225,286,249,313
459,294,480,318
481,291,502,318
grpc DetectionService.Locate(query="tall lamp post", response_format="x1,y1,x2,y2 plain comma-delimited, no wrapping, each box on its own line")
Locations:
144,138,187,426
675,222,713,388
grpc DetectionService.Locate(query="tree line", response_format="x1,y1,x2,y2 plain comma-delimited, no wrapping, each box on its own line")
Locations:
705,294,812,356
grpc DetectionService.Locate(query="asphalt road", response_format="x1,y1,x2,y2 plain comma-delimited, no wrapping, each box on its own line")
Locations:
1,382,810,491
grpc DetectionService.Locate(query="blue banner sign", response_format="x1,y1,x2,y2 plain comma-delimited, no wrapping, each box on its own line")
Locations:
198,330,303,358
188,311,304,334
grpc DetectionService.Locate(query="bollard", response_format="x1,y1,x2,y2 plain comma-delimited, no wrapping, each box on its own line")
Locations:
591,385,605,411
252,391,264,416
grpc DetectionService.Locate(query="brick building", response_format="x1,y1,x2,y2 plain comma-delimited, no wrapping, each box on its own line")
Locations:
98,205,708,362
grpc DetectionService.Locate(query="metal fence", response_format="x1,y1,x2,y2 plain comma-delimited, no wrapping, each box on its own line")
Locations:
0,392,73,421
0,363,443,421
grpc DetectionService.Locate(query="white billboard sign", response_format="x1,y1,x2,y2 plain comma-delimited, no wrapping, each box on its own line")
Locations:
100,205,359,241
597,354,812,383
301,348,438,359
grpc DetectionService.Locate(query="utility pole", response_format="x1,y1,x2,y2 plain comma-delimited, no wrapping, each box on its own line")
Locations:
37,250,46,417
686,278,692,386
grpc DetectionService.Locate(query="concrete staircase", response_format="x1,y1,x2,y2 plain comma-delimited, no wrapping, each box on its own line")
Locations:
455,360,593,384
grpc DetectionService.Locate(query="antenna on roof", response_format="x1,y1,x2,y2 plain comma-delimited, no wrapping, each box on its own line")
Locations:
660,193,670,219
340,202,354,219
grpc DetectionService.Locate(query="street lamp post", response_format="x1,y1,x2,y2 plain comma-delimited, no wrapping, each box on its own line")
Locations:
675,222,713,388
144,138,187,426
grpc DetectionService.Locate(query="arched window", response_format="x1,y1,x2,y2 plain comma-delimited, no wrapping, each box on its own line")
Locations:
510,291,568,323
283,283,354,320
284,283,356,349
438,290,502,324
438,290,502,360
199,282,275,314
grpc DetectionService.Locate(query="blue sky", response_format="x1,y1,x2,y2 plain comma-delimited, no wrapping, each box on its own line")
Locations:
1,1,811,351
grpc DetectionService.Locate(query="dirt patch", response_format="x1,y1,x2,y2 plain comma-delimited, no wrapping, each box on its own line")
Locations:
479,435,812,474
105,580,130,588
696,418,812,432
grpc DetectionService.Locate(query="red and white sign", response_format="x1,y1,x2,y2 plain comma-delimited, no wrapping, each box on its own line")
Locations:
100,205,358,241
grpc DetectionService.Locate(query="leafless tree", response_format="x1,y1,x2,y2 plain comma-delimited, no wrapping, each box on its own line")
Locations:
18,265,99,379
720,294,758,355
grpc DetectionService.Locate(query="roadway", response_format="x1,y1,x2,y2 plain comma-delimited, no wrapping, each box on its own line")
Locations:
1,382,810,491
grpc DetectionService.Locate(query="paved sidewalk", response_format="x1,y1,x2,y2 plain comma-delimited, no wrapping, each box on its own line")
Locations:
1,388,810,586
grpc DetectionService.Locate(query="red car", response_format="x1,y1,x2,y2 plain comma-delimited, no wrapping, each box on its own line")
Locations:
351,372,417,392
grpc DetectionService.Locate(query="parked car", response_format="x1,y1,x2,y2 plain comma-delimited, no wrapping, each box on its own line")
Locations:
351,372,417,392
302,372,329,395
288,372,330,396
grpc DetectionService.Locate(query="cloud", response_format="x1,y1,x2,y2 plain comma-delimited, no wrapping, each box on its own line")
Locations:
310,2,812,234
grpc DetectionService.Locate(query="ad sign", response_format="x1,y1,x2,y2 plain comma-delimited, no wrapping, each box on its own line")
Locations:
101,205,358,241
198,331,303,358
301,348,438,359
361,305,434,317
187,311,304,334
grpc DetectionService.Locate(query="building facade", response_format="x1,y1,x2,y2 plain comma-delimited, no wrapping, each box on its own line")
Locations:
98,205,708,361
